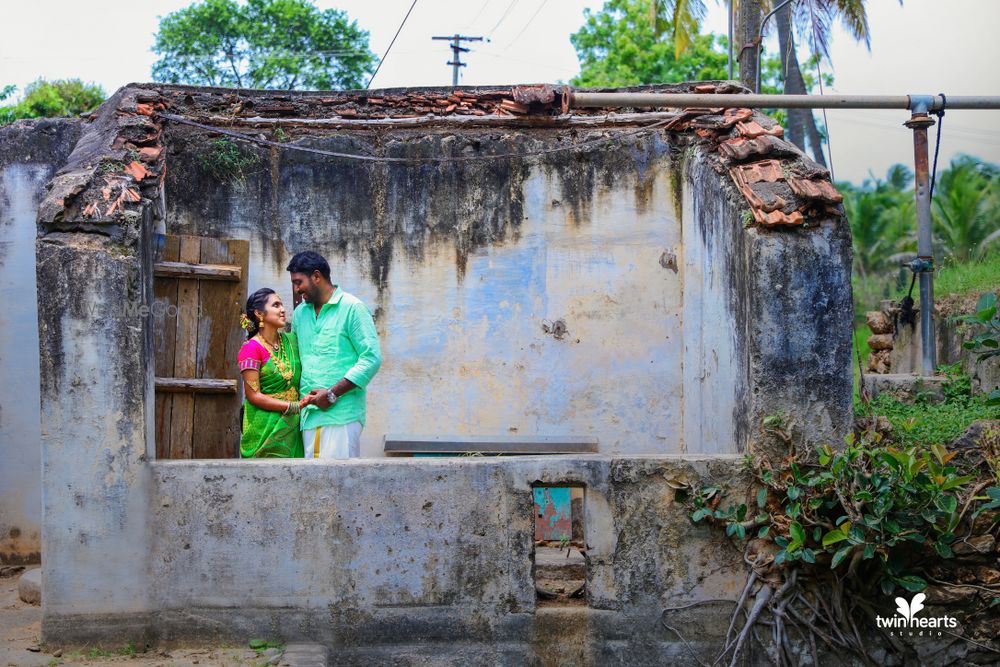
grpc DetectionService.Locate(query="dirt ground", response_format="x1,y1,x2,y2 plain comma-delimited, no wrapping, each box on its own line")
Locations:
1,569,277,667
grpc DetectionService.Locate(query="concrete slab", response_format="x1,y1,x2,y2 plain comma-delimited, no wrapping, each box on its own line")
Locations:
281,642,329,666
18,567,40,605
863,373,946,401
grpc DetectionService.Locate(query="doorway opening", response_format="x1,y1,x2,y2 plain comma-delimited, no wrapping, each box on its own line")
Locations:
532,484,586,607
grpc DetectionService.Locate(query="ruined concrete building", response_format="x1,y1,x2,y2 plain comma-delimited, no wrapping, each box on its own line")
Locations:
0,81,852,664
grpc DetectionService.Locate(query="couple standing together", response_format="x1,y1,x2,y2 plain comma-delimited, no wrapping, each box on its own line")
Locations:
237,251,382,459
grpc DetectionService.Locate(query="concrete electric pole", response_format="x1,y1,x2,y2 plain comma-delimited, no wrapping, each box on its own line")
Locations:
432,34,483,86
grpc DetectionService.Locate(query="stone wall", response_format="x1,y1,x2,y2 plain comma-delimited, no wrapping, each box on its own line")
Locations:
45,455,753,665
864,298,1000,392
0,118,82,564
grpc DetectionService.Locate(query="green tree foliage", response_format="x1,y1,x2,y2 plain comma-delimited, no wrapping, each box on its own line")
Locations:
570,0,792,124
842,156,1000,280
932,157,1000,263
152,0,376,90
0,79,106,125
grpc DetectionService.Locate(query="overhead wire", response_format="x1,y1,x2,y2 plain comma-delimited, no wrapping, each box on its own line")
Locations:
502,0,550,52
157,111,674,164
465,0,493,30
487,0,520,39
366,0,420,89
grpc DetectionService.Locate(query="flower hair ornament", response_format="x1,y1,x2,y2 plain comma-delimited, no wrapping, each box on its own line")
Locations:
239,313,252,330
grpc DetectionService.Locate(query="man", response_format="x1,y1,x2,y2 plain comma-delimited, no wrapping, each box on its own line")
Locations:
287,251,382,459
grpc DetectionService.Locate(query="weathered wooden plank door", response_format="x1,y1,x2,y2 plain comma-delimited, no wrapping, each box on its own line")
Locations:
153,234,249,459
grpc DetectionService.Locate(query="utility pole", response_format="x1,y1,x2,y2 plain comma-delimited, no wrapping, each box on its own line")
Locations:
432,34,483,86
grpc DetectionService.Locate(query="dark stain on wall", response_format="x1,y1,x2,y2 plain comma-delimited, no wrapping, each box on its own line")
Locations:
163,126,683,301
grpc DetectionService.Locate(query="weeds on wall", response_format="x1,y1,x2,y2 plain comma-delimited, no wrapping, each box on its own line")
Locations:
198,138,262,185
676,407,1000,666
956,293,1000,407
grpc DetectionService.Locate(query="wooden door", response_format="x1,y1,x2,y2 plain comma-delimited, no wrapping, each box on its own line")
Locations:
153,234,250,458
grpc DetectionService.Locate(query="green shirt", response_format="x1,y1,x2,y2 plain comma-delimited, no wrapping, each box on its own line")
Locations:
293,287,382,429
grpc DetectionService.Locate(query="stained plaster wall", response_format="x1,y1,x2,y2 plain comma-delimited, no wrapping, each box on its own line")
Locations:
48,455,754,666
163,124,851,458
0,118,82,564
165,128,745,457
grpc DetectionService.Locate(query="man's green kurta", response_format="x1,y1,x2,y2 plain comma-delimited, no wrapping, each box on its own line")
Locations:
293,287,382,429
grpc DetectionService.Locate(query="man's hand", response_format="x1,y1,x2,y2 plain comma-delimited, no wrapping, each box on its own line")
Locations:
306,388,331,409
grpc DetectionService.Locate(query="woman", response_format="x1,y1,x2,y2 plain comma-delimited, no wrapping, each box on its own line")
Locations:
237,288,310,458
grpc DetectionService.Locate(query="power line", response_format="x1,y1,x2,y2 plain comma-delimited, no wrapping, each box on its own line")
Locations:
466,0,493,29
367,0,420,89
157,111,674,164
502,0,550,52
487,0,519,38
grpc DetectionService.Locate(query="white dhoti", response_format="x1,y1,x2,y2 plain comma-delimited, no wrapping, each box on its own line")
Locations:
302,422,363,459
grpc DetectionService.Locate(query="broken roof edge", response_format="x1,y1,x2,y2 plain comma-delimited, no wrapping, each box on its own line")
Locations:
35,80,844,234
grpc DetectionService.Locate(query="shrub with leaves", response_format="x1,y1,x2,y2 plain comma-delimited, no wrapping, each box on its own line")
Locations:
957,292,1000,406
692,433,997,595
684,425,1000,664
198,138,261,185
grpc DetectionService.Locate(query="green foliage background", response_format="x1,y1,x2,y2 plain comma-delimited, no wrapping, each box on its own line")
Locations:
152,0,376,90
0,79,105,126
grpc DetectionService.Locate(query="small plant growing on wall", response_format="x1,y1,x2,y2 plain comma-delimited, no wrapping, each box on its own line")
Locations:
198,138,262,185
956,292,1000,406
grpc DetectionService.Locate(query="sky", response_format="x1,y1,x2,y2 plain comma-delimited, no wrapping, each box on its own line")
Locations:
2,0,999,183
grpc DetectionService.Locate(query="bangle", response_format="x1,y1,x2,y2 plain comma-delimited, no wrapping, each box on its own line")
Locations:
283,401,299,415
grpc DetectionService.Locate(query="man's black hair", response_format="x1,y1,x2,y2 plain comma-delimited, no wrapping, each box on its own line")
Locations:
286,251,331,282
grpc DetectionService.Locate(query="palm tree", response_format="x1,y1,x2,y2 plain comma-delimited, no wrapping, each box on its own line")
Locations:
932,156,1000,262
772,1,878,165
652,1,878,164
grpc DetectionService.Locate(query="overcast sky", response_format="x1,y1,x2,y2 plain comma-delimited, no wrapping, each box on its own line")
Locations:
2,0,998,183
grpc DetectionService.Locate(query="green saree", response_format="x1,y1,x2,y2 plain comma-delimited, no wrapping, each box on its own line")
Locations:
240,332,304,458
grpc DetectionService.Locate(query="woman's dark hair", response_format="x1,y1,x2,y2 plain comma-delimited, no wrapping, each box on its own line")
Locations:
244,288,276,339
286,251,331,282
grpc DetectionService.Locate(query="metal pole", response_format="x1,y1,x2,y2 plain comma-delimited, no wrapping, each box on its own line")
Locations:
727,0,734,81
905,97,938,374
567,92,1000,111
757,0,795,94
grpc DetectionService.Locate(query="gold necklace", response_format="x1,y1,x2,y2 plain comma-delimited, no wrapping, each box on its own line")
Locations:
257,334,293,382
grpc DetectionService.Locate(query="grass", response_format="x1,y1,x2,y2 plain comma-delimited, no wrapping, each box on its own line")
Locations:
934,255,1000,299
856,367,1000,447
859,394,999,447
853,252,1000,323
199,138,262,185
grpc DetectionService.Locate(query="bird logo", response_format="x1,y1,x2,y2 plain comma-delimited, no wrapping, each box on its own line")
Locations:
894,593,926,625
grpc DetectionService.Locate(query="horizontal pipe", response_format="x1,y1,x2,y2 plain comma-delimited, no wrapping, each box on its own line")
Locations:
569,92,1000,111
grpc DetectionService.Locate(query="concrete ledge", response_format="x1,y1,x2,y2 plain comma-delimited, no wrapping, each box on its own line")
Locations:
17,568,40,606
863,373,945,401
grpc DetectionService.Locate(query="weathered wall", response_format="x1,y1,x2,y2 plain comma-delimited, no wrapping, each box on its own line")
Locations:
0,118,82,564
163,124,851,457
164,129,703,457
45,455,753,665
28,84,856,661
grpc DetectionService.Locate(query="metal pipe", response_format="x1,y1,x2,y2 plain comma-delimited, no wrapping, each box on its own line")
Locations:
756,0,795,94
905,100,938,375
727,0,734,81
567,92,1000,111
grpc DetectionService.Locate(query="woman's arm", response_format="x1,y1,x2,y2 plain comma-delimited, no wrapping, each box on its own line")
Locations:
242,369,311,413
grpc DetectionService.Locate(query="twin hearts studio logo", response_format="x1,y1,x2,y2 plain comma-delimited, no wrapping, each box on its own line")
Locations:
876,593,959,637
